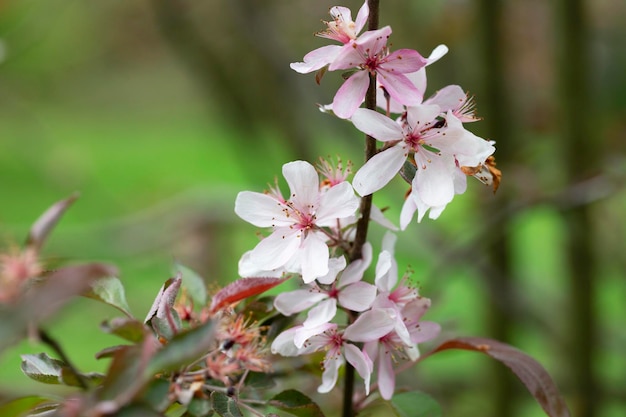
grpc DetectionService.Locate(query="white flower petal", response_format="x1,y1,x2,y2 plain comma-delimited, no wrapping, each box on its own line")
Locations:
316,182,359,225
413,153,457,207
238,250,285,278
339,242,372,287
299,233,330,283
406,104,441,128
274,289,327,316
338,282,377,312
351,108,403,142
316,256,347,285
282,161,320,211
248,228,301,270
234,191,292,228
400,192,418,229
425,44,448,64
370,204,399,231
294,322,335,348
344,308,396,342
290,45,341,73
353,144,407,196
271,328,301,356
303,298,337,328
317,355,343,393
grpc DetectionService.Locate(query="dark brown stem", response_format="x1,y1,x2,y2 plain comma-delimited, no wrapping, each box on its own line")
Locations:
343,3,380,417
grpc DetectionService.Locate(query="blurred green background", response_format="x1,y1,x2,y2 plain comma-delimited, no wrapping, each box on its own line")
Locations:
1,0,625,416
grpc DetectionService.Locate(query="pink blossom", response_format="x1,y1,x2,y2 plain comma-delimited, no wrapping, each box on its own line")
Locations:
235,161,359,283
290,1,369,74
329,26,427,119
350,107,495,209
363,298,440,399
271,323,373,395
273,246,377,330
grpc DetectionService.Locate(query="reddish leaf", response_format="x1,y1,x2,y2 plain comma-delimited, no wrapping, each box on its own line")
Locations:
427,337,570,417
26,193,79,252
0,263,118,350
209,276,288,314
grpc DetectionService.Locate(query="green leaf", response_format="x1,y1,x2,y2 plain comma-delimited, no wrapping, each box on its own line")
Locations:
143,378,174,412
187,397,213,417
210,392,243,417
268,389,325,417
390,391,441,417
146,319,216,376
0,396,59,417
400,160,417,185
20,353,65,384
85,276,133,317
60,368,105,388
173,262,207,307
101,317,147,343
115,403,167,417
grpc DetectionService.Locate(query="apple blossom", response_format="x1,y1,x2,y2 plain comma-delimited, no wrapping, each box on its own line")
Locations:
351,106,495,210
235,160,359,283
290,1,369,74
328,26,427,118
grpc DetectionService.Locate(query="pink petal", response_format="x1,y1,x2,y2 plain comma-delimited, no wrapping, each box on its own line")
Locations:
290,45,341,74
424,85,466,112
378,71,422,107
299,233,330,283
351,108,403,142
358,26,392,56
332,70,369,119
353,144,407,196
354,1,369,34
234,191,292,228
381,49,427,74
344,343,373,395
316,182,359,226
344,308,396,342
282,161,320,211
274,289,327,316
338,281,377,312
377,348,396,400
410,321,441,344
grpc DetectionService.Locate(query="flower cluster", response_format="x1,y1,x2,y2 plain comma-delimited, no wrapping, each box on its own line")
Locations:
270,235,440,399
234,0,499,403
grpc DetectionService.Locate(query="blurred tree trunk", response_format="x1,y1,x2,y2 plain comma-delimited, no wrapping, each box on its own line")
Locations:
150,0,315,165
476,0,518,416
556,1,598,416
